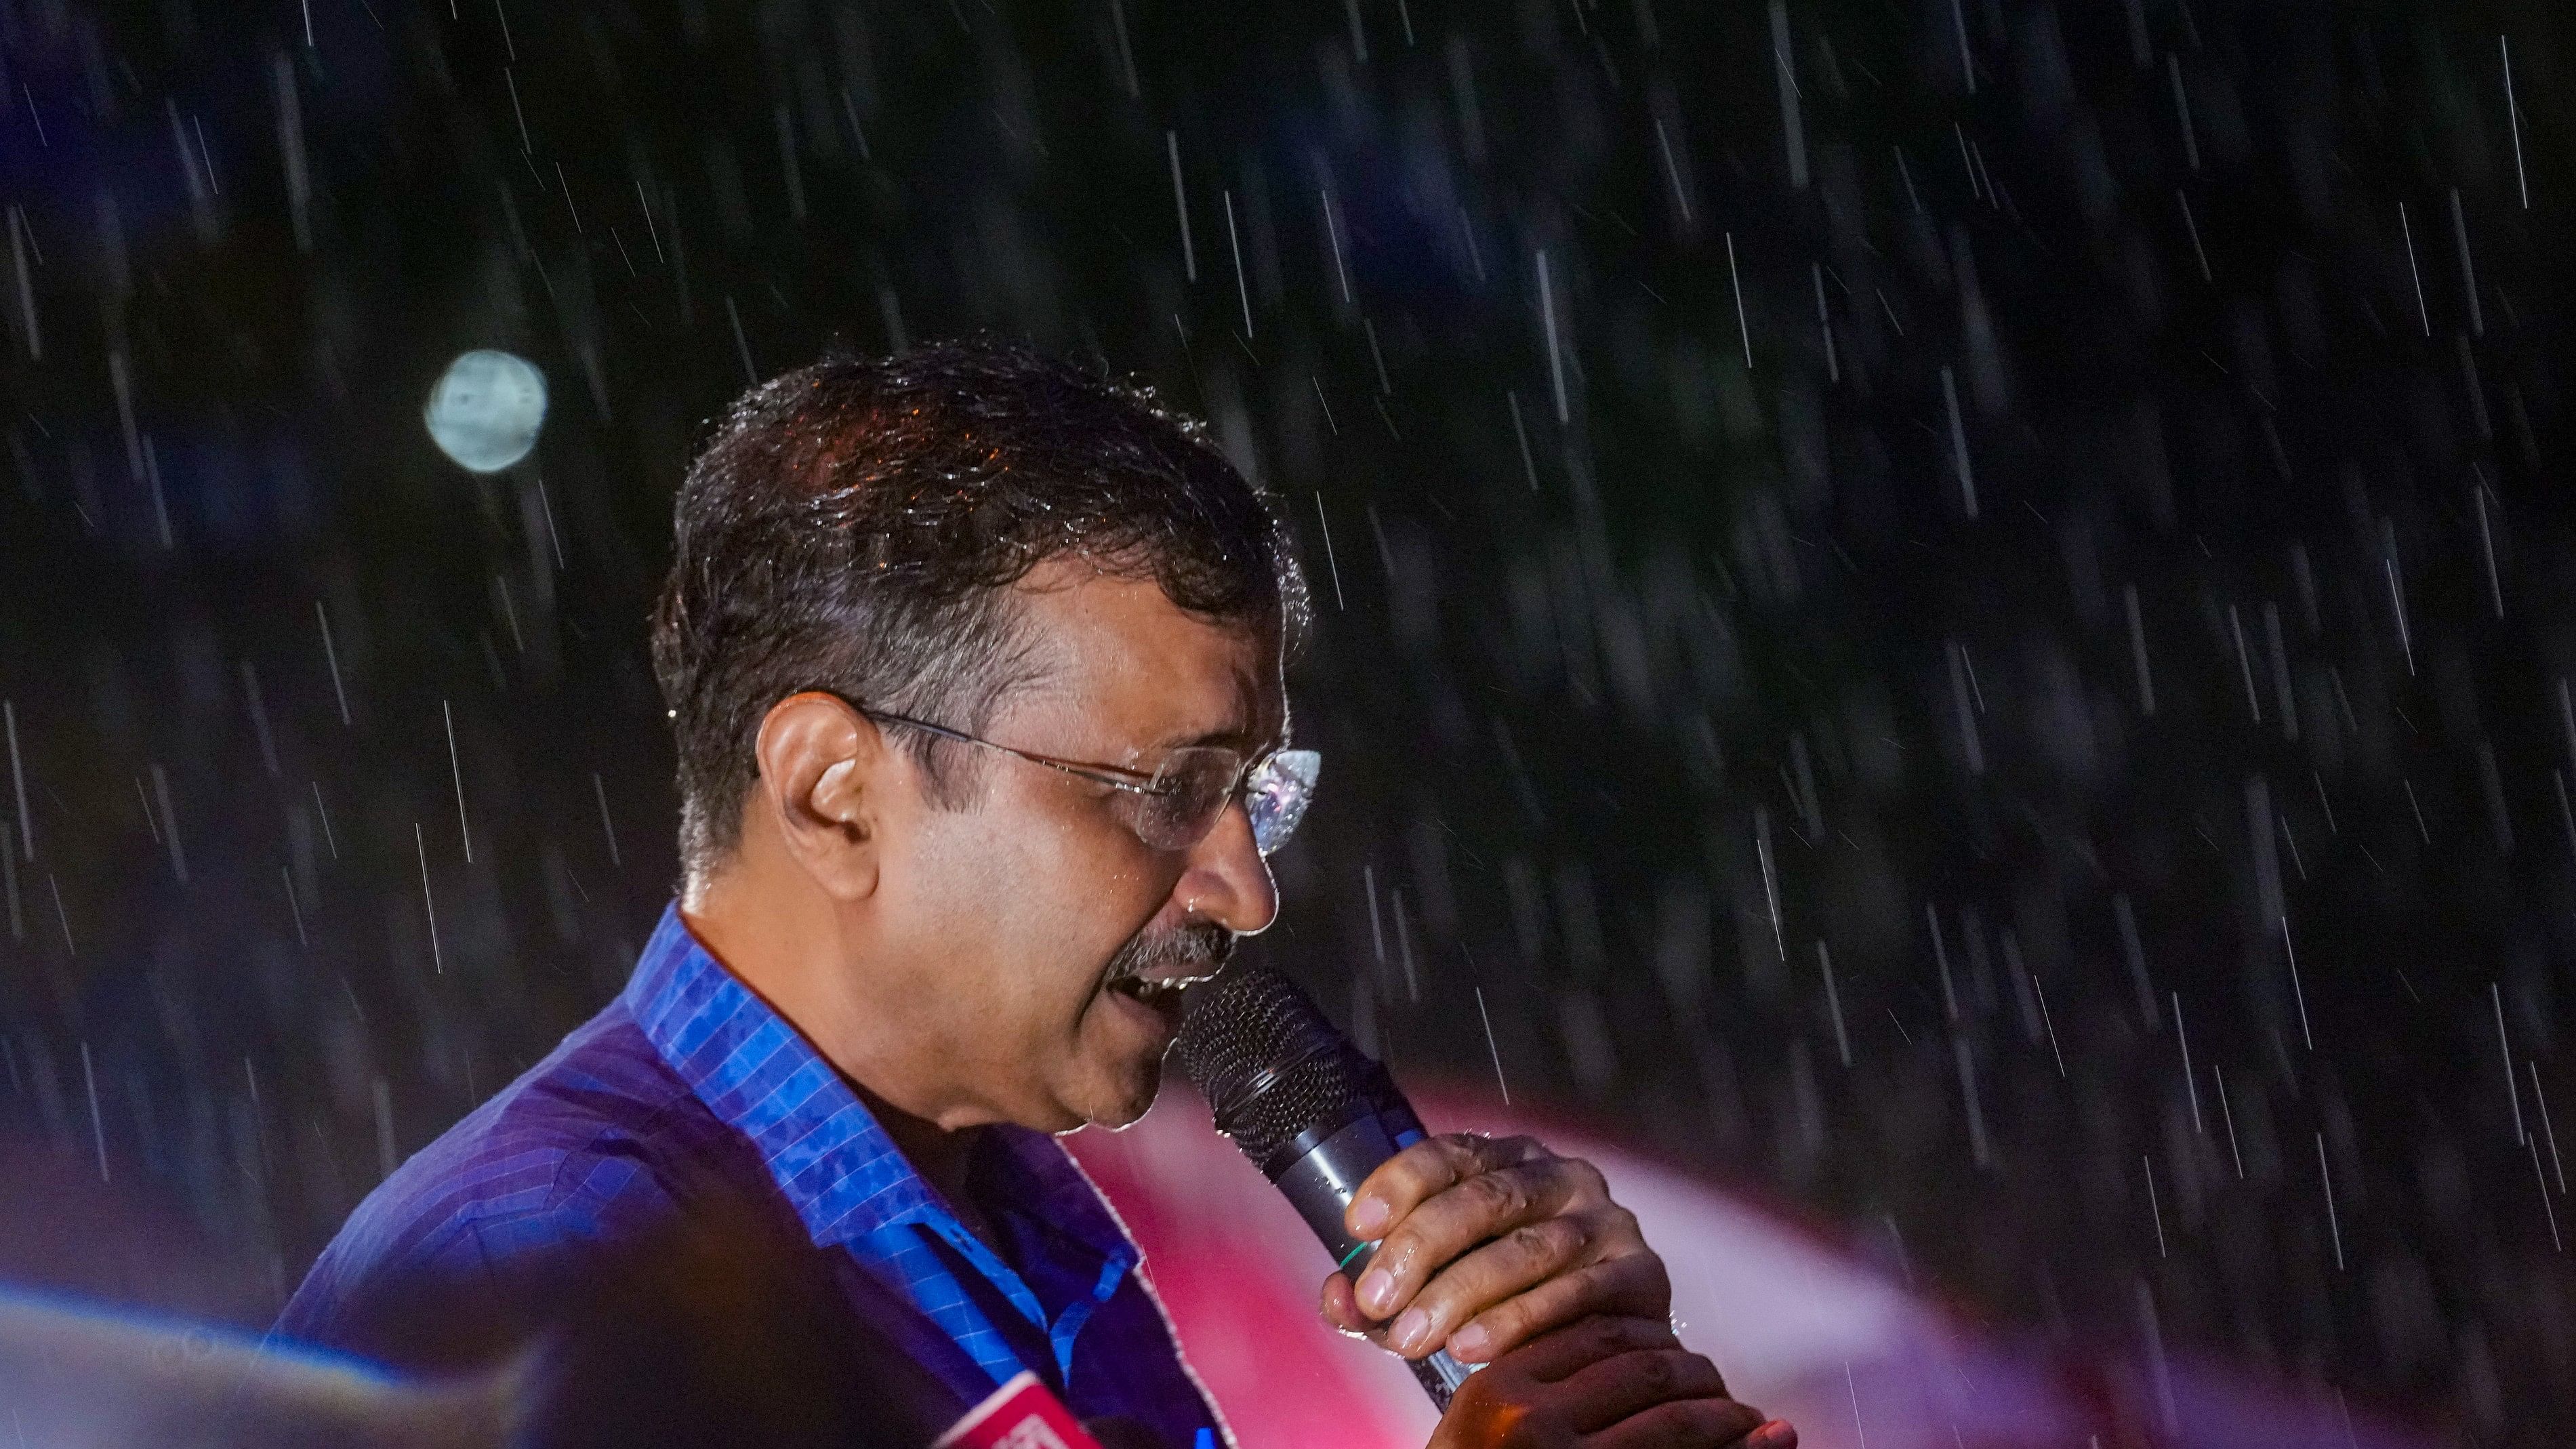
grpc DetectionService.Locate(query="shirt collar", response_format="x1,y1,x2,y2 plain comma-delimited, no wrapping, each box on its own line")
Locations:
621,900,1134,1263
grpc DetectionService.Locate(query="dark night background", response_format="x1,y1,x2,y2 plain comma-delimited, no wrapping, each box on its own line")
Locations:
0,0,2571,1442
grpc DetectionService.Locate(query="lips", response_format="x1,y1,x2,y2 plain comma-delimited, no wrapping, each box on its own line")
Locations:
1101,922,1235,1010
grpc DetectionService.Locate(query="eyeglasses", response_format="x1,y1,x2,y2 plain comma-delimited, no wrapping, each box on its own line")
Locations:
798,688,1321,857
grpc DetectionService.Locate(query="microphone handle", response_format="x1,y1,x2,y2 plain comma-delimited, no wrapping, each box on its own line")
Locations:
1270,1109,1479,1411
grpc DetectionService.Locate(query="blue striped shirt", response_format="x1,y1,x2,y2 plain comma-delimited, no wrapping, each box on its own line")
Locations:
278,901,1227,1448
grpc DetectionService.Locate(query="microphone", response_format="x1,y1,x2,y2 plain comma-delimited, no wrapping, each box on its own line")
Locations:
1173,965,1480,1410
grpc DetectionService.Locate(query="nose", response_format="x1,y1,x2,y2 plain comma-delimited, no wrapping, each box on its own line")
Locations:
1172,798,1280,936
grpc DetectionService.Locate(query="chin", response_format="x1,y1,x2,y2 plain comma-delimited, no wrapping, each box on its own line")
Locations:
1080,1059,1166,1131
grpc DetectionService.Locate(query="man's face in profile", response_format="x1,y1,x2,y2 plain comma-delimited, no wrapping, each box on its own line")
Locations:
883,556,1288,1135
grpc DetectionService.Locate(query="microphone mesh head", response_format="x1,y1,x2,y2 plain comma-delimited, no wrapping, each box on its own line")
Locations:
1174,966,1376,1171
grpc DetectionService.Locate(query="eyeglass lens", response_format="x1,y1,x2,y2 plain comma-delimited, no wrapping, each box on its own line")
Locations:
1124,746,1322,856
1244,749,1320,856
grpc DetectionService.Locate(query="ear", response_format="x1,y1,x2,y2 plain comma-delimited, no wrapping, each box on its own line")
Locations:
752,693,897,902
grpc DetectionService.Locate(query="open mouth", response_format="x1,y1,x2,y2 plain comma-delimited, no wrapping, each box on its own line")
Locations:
1108,975,1189,1008
1099,921,1233,1015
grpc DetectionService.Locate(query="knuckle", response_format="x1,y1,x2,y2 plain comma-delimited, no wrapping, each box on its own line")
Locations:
1622,1315,1675,1351
1634,1350,1680,1399
1386,1139,1442,1181
1387,1149,1439,1193
1554,1213,1597,1256
1381,1222,1442,1268
1593,1239,1649,1280
1528,1219,1591,1277
1470,1170,1526,1220
1380,1230,1425,1279
1507,1222,1560,1265
1436,1143,1488,1192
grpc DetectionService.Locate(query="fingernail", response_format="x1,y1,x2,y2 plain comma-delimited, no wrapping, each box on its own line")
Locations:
1389,1307,1429,1354
1356,1267,1395,1315
1749,1419,1797,1449
1449,1323,1490,1362
1350,1198,1390,1238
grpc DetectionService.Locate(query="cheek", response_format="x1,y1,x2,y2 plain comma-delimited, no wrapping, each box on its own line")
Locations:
917,797,1163,1023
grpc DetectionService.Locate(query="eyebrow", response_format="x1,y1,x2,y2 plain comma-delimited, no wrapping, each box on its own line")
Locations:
1153,676,1283,754
1159,721,1262,752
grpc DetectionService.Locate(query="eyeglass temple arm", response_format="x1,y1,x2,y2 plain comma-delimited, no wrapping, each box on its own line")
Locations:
859,706,1166,796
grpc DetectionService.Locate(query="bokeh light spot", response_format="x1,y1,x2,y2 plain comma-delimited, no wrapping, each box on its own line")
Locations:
424,350,547,474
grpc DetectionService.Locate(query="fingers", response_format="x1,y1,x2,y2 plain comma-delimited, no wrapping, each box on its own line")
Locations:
1332,1221,1665,1364
1448,1246,1671,1364
1318,1271,1372,1336
1346,1132,1545,1241
1578,1395,1766,1449
1353,1155,1608,1323
1500,1315,1682,1384
1554,1349,1732,1435
1378,1209,1591,1357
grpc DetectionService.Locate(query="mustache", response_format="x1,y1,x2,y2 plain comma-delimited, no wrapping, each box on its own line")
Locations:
1102,920,1235,985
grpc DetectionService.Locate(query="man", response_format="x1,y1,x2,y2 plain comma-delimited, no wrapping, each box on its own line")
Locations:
279,340,1791,1449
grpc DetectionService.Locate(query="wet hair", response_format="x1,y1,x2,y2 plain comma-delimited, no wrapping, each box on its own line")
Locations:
650,336,1307,882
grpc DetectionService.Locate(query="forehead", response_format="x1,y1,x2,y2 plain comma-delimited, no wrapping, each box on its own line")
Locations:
1002,556,1284,755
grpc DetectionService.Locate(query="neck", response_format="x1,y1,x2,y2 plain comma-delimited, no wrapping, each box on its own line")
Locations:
679,867,990,1219
860,1086,985,1219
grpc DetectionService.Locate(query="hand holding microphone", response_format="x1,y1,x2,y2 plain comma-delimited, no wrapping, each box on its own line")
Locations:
1325,1132,1790,1449
1316,1129,1671,1366
1177,966,1789,1448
